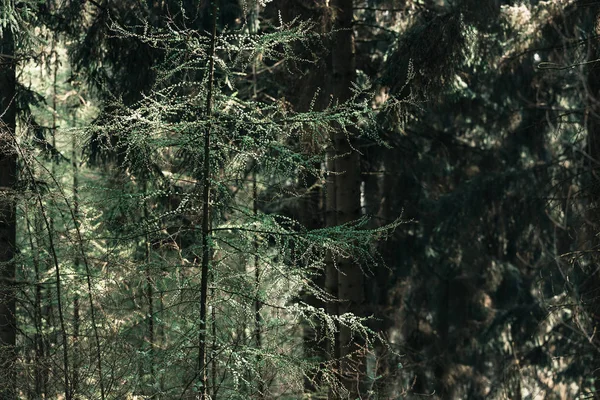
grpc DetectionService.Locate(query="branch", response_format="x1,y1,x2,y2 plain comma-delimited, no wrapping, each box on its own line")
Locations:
537,59,600,70
354,6,406,12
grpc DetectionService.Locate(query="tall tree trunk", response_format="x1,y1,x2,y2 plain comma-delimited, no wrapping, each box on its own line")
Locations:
0,22,17,400
249,7,264,394
329,0,366,397
198,1,218,398
143,181,155,394
71,110,81,399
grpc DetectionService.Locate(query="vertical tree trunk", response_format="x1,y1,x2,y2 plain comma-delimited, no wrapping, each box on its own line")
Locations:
0,22,17,400
26,208,46,399
159,289,165,395
143,181,155,393
249,7,264,393
329,0,366,397
325,148,340,400
72,129,81,397
198,1,218,398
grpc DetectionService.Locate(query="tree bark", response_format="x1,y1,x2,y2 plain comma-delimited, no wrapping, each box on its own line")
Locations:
0,22,17,400
198,1,218,398
72,110,81,398
329,0,366,397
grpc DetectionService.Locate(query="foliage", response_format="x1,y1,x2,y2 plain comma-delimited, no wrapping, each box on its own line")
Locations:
6,0,600,399
5,1,402,398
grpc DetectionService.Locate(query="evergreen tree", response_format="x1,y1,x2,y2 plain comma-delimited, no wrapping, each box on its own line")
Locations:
74,1,398,397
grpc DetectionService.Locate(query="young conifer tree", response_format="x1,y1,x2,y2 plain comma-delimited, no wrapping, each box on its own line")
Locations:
83,1,401,398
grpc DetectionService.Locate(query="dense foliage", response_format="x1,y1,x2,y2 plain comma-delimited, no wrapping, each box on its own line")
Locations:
2,0,600,399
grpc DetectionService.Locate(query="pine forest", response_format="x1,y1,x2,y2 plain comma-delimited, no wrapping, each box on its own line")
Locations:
2,0,600,399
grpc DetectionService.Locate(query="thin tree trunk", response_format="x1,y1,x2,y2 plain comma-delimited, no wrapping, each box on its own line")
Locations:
159,288,165,397
0,21,17,400
25,184,49,397
211,287,217,400
26,207,46,399
43,284,52,396
198,1,218,398
50,40,82,400
72,292,79,396
71,110,81,399
146,251,155,386
143,181,155,392
249,6,265,394
325,149,340,400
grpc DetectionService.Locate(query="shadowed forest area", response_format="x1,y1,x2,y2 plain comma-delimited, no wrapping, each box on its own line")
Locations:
2,0,600,399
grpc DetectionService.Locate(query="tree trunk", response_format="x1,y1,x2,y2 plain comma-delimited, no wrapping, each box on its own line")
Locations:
198,1,218,398
325,148,340,399
143,181,155,394
71,110,81,399
0,22,17,400
26,207,46,399
329,0,366,397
